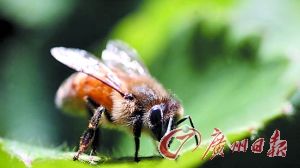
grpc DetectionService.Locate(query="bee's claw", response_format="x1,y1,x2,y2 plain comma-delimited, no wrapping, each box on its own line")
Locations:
91,149,97,156
134,157,140,162
89,150,95,157
73,153,79,161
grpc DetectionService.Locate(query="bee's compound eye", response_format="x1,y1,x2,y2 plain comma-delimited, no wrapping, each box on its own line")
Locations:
124,93,134,101
150,105,163,125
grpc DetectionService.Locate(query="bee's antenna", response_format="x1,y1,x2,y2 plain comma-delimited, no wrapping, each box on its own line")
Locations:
166,117,173,135
176,115,199,145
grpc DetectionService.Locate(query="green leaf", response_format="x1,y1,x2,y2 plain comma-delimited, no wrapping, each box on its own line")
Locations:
107,0,300,160
0,139,25,168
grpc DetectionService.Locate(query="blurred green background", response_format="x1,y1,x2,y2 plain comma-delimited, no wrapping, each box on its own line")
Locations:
1,0,300,167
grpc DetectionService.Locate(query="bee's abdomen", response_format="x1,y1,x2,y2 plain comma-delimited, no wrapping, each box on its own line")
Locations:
55,72,114,116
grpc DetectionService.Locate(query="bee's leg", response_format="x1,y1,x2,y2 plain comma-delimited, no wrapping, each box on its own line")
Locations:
85,97,101,155
90,128,99,155
73,97,104,161
176,115,199,145
133,117,142,162
85,96,100,115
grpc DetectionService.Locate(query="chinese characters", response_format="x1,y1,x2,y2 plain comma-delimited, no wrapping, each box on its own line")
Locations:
158,126,288,160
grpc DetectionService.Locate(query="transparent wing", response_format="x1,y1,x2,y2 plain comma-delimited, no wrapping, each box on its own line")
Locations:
51,47,125,95
102,40,150,76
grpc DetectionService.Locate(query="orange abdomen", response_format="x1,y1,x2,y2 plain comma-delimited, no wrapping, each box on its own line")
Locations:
55,72,114,116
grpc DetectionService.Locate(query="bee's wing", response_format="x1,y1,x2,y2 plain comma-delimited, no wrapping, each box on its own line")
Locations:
51,47,125,96
102,40,150,76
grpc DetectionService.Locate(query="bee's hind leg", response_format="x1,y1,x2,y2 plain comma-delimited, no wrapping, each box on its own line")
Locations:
86,97,101,156
73,97,104,161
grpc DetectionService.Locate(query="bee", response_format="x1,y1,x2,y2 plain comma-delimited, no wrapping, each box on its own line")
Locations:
51,40,198,162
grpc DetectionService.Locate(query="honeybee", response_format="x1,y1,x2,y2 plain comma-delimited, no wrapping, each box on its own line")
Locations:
51,40,198,162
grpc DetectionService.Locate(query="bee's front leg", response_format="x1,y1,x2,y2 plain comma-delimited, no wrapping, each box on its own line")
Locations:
73,97,104,161
133,116,142,162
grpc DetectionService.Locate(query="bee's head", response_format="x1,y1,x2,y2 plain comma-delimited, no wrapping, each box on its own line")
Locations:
147,99,182,141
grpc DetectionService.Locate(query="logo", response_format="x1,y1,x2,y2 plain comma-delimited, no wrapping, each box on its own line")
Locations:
158,125,201,160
